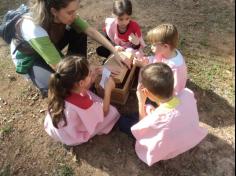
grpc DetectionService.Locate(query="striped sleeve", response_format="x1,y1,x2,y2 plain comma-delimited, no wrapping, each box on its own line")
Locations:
21,19,62,65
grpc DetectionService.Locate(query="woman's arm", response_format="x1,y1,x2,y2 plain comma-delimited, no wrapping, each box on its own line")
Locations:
84,26,131,69
28,37,61,70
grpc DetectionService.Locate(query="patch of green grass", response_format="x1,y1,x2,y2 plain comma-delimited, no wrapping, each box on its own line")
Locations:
0,165,11,176
199,39,209,47
186,53,234,105
56,165,74,176
179,37,186,50
0,124,13,137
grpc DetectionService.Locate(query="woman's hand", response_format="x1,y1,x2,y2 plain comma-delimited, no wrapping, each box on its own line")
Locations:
114,52,131,69
113,52,131,69
115,45,125,52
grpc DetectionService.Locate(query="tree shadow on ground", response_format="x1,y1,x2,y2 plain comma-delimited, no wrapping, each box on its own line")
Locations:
115,78,235,128
186,80,235,128
70,131,234,176
70,79,234,176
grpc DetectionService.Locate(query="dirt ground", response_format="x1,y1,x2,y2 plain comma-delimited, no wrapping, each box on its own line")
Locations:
0,0,235,175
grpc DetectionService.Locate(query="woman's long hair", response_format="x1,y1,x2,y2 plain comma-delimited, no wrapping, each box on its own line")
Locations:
29,0,76,27
48,56,89,128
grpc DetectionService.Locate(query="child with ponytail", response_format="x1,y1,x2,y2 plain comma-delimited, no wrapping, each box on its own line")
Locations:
44,56,120,146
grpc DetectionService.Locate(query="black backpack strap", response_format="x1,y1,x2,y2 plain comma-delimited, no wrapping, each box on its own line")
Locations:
13,17,36,56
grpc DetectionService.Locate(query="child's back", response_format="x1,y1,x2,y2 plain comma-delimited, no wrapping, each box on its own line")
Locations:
131,88,207,166
44,56,120,146
153,49,187,95
45,90,119,146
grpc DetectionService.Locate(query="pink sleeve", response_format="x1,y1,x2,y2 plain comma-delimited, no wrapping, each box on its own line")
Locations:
131,113,169,139
172,65,187,95
131,113,173,166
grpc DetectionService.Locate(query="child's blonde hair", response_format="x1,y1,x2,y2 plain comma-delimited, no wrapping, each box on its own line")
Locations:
146,24,179,49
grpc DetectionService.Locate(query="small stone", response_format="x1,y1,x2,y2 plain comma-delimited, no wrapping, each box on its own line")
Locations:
8,74,17,81
39,109,46,113
32,94,39,101
72,155,77,162
7,119,13,123
29,102,35,106
117,148,121,154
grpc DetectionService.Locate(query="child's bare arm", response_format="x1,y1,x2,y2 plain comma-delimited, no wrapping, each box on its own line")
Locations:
103,77,115,116
136,83,147,120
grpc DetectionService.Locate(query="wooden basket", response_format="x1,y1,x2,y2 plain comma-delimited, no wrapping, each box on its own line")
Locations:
95,52,136,105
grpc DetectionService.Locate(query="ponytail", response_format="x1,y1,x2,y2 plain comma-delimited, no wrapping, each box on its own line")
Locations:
29,0,49,26
48,56,89,128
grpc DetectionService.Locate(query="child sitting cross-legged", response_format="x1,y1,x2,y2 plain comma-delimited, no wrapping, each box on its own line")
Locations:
44,56,120,146
118,62,207,166
96,0,145,64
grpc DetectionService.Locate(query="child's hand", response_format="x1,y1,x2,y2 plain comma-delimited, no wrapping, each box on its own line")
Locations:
128,33,140,46
133,57,149,67
115,45,125,52
136,83,147,104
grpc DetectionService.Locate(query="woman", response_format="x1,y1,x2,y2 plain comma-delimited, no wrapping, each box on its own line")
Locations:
11,0,130,96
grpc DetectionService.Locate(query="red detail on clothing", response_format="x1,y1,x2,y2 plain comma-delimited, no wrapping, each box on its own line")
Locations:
66,92,93,109
117,20,141,42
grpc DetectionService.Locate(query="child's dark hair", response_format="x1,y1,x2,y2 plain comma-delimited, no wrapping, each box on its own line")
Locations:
48,56,89,128
113,0,132,16
141,63,174,99
146,24,179,49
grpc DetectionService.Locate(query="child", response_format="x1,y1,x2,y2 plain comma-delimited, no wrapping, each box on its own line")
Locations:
96,0,145,60
133,23,187,95
44,56,120,146
119,63,207,166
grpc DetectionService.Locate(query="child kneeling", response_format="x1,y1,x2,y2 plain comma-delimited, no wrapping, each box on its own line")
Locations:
44,56,120,146
119,63,207,166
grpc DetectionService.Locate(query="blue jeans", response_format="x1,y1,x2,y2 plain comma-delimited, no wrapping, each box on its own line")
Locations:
26,29,87,97
118,113,139,138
